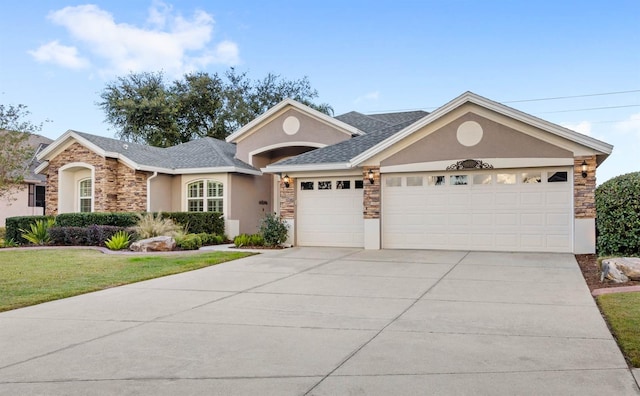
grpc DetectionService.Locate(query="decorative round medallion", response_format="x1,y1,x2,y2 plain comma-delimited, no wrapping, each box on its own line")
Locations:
456,121,483,147
283,116,300,135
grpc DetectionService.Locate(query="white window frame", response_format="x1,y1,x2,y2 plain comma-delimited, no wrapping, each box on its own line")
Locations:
186,180,224,213
78,178,93,213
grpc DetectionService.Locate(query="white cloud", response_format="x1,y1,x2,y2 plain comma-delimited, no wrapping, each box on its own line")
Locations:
615,113,640,135
31,3,239,77
28,40,90,69
561,120,592,136
354,91,380,104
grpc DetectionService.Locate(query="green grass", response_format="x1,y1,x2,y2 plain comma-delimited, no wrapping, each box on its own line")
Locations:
597,292,640,367
0,249,253,312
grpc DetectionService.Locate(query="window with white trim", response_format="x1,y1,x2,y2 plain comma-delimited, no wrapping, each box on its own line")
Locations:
79,178,92,212
187,180,223,212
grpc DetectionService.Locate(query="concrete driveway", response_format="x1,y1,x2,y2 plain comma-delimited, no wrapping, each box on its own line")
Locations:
1,248,638,395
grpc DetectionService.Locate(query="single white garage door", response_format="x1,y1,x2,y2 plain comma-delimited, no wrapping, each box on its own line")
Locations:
382,168,573,252
297,177,364,247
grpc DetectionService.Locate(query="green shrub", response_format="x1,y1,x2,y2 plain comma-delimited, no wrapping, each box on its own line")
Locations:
134,212,184,239
0,227,5,239
0,238,18,248
233,233,264,247
20,218,56,245
596,172,640,255
48,225,131,246
175,233,203,250
105,231,132,250
5,215,54,244
259,213,289,247
163,212,224,235
55,212,139,227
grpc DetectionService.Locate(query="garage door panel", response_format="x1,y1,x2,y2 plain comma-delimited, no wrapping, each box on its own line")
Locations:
383,169,573,252
297,178,364,247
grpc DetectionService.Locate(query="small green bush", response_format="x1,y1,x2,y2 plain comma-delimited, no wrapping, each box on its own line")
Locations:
164,212,224,235
0,238,18,248
175,233,203,250
20,218,56,245
105,231,132,250
259,213,289,247
233,233,264,247
0,227,5,239
596,172,640,255
5,215,54,244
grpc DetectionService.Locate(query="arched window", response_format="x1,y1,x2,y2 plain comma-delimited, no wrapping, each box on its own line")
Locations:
187,180,223,213
79,178,92,212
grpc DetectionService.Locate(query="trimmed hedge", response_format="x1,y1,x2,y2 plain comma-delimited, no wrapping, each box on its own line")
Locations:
596,172,640,255
164,212,224,235
5,215,54,245
48,225,134,247
6,211,224,246
55,212,138,227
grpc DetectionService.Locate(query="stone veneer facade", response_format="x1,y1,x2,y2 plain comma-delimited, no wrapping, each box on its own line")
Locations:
573,155,597,219
45,142,149,215
279,176,295,219
363,166,380,219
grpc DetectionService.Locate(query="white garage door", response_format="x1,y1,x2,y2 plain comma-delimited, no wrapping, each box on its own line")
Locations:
383,168,573,252
297,177,364,247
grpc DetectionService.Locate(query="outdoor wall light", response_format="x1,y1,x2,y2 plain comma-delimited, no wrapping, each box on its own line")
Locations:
581,160,588,178
283,174,291,188
367,169,375,184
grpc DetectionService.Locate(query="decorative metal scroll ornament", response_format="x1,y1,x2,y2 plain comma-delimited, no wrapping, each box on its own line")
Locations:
446,159,494,170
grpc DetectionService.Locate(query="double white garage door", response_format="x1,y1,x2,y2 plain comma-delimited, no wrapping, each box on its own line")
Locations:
296,168,573,252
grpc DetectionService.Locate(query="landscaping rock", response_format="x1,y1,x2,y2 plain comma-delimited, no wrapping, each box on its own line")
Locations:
601,257,640,283
130,236,176,252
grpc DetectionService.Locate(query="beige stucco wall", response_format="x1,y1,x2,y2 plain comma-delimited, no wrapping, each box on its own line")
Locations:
0,186,45,227
229,173,273,235
382,112,573,167
235,108,352,165
149,174,173,212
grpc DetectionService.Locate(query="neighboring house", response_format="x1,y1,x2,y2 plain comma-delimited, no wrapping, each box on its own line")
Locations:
0,133,53,227
36,92,613,253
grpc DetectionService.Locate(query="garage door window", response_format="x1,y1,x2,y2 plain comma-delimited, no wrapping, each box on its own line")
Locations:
473,174,492,185
497,174,516,184
406,176,423,186
522,172,542,183
301,182,314,190
427,176,445,186
337,180,351,189
548,171,568,182
386,177,402,187
355,180,364,189
318,181,332,190
450,175,468,185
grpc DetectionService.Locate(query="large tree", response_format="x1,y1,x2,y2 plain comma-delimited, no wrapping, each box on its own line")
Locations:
98,69,333,147
0,104,42,201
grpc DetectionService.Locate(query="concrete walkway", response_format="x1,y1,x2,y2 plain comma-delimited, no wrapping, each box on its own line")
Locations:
1,248,638,395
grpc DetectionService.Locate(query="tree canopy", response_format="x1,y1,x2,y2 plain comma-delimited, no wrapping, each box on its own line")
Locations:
0,104,42,201
98,69,333,147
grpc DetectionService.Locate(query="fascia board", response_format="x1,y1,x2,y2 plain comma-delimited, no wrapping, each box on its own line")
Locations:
135,165,262,176
263,162,352,173
34,161,49,174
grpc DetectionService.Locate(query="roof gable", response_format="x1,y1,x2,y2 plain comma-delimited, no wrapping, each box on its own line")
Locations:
225,98,364,144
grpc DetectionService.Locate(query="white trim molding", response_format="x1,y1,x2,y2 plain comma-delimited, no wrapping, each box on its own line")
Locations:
380,157,575,173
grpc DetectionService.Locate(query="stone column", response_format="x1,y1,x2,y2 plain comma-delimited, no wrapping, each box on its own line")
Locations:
574,155,597,253
279,175,295,244
363,166,381,249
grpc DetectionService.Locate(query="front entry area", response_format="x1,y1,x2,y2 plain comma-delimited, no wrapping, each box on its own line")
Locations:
296,177,364,247
382,168,573,252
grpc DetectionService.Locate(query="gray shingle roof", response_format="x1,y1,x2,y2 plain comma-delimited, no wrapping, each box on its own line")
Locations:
73,131,257,172
274,110,428,166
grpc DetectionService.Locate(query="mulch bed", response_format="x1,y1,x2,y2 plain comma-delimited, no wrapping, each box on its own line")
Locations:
575,254,640,292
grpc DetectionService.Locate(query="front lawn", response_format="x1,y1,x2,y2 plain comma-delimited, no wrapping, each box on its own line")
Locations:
0,249,253,312
597,292,640,367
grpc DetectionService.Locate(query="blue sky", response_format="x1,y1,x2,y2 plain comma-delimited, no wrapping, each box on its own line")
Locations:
1,0,638,183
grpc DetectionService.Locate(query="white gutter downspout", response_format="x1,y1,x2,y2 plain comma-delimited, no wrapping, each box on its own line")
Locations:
146,171,158,212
